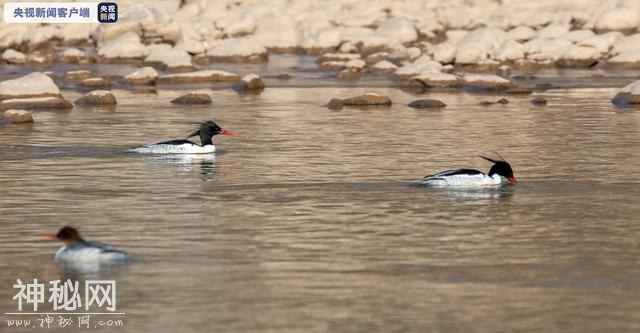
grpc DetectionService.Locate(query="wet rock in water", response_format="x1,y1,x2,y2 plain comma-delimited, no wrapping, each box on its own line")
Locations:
232,74,265,92
406,73,461,88
317,53,362,63
157,70,240,84
530,96,547,106
2,49,26,64
608,49,640,68
480,98,509,106
171,92,212,105
335,69,361,80
320,61,347,70
97,32,149,61
61,48,85,63
2,110,33,123
505,86,533,94
611,80,640,105
276,73,291,80
65,70,92,81
81,77,110,88
327,98,344,110
124,67,158,85
462,74,514,91
408,99,447,109
342,93,392,106
556,45,601,67
44,71,56,79
395,56,443,78
0,72,61,99
74,90,116,106
0,96,73,110
144,44,194,72
370,60,398,73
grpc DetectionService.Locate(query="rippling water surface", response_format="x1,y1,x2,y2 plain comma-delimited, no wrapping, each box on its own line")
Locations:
1,60,639,332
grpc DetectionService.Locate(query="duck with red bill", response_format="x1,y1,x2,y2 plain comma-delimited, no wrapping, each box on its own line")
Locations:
43,226,131,264
421,153,518,187
128,120,234,154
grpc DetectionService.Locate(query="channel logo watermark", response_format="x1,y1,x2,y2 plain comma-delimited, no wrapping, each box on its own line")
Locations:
5,279,124,329
3,2,118,23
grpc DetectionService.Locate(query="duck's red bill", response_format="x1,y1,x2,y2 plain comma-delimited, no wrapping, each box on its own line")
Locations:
508,177,518,185
42,234,57,241
220,129,235,137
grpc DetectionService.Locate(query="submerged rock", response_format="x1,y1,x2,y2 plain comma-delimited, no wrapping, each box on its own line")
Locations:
232,74,265,92
318,53,362,63
480,98,509,106
0,96,72,110
124,67,159,85
320,61,347,70
3,109,33,123
74,90,117,106
157,70,240,84
171,92,212,105
81,77,110,88
65,70,92,81
530,96,548,106
407,73,461,88
277,73,291,80
505,86,533,95
462,74,513,91
342,93,392,106
327,98,344,110
611,80,640,105
408,99,446,109
0,72,61,99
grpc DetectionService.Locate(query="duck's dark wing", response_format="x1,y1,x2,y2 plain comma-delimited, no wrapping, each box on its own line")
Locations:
71,241,128,255
154,139,196,146
424,169,484,179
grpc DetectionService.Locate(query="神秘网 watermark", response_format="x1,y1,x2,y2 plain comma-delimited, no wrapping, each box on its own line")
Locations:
5,279,124,329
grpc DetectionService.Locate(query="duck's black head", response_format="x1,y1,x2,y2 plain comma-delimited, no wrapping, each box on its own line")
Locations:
480,154,517,185
187,121,235,146
43,226,84,244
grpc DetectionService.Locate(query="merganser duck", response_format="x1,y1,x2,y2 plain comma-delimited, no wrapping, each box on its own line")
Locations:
128,120,234,154
421,153,518,187
43,226,130,264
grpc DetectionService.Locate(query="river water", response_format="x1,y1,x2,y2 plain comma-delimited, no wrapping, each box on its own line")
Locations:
0,57,639,332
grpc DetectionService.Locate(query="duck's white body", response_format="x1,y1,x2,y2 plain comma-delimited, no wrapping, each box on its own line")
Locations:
128,140,215,154
421,169,503,187
55,241,130,263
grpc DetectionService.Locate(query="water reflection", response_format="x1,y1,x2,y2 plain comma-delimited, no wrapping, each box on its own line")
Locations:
142,154,217,180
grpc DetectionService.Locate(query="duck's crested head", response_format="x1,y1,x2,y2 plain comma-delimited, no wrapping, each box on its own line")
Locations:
186,120,235,145
480,153,517,185
44,226,84,244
